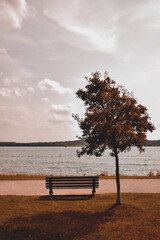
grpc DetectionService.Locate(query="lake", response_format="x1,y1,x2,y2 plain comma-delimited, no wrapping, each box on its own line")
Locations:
0,146,159,176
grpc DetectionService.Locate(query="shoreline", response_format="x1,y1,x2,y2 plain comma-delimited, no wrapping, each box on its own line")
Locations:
0,173,160,180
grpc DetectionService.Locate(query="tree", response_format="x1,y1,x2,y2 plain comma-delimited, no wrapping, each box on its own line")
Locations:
73,71,155,205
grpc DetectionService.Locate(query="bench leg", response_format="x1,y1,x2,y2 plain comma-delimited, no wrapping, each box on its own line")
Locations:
92,178,96,197
49,188,53,197
92,188,95,197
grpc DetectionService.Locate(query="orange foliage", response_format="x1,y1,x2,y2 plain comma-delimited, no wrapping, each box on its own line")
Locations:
73,71,155,157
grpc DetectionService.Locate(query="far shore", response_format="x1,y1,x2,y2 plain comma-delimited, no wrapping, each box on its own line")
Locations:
0,173,160,180
0,139,160,147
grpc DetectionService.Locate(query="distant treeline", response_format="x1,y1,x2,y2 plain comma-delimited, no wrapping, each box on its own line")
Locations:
0,140,87,147
0,140,160,147
145,140,160,146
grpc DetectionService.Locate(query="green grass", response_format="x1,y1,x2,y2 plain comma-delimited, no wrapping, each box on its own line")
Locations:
0,173,160,180
0,193,160,239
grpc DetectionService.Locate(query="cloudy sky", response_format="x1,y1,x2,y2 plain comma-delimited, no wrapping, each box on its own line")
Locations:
0,0,160,142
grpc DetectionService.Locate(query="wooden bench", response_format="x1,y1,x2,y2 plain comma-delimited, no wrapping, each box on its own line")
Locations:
46,176,99,197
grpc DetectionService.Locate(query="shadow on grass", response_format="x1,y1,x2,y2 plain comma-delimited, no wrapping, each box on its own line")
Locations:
0,204,119,240
39,194,93,201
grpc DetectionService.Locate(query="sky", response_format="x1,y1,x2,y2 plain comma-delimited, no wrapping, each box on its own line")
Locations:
0,0,160,142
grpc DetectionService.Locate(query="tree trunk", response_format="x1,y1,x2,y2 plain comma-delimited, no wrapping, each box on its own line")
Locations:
114,148,121,205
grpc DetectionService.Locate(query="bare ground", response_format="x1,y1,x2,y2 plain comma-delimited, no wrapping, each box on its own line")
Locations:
0,179,160,195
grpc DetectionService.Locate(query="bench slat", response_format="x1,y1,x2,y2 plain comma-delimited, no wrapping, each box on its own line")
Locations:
46,184,99,188
47,186,96,190
46,180,99,183
46,184,99,187
46,181,98,184
46,182,99,186
46,178,99,180
46,176,98,179
46,182,99,187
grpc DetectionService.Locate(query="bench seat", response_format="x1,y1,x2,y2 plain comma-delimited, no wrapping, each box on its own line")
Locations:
46,176,99,197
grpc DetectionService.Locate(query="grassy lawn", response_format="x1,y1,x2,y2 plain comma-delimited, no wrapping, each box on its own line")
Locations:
0,193,159,240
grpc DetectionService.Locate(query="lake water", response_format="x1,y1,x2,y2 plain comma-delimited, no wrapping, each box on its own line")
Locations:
0,147,159,176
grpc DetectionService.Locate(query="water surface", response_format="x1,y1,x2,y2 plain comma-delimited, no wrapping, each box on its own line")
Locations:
0,146,159,176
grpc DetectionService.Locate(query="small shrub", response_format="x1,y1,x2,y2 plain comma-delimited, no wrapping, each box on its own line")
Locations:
156,171,160,177
110,174,116,177
99,171,108,177
147,171,155,177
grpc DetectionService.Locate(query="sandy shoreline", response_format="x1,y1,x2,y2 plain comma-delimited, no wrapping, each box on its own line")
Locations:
0,179,160,195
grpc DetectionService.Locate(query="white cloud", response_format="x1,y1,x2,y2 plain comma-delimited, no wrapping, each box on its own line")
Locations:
0,0,27,29
48,114,63,123
48,103,73,124
0,43,34,89
38,78,73,94
131,1,160,24
0,105,29,114
69,25,116,53
13,106,30,115
2,77,20,87
0,87,22,98
41,97,49,102
44,0,117,53
14,87,22,97
27,87,35,92
0,88,12,97
0,118,19,127
0,48,7,54
50,104,72,115
2,78,12,86
12,77,20,83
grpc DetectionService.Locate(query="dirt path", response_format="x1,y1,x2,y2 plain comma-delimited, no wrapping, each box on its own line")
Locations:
0,179,160,195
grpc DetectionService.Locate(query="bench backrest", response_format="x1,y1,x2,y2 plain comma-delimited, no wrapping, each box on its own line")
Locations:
46,176,99,189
